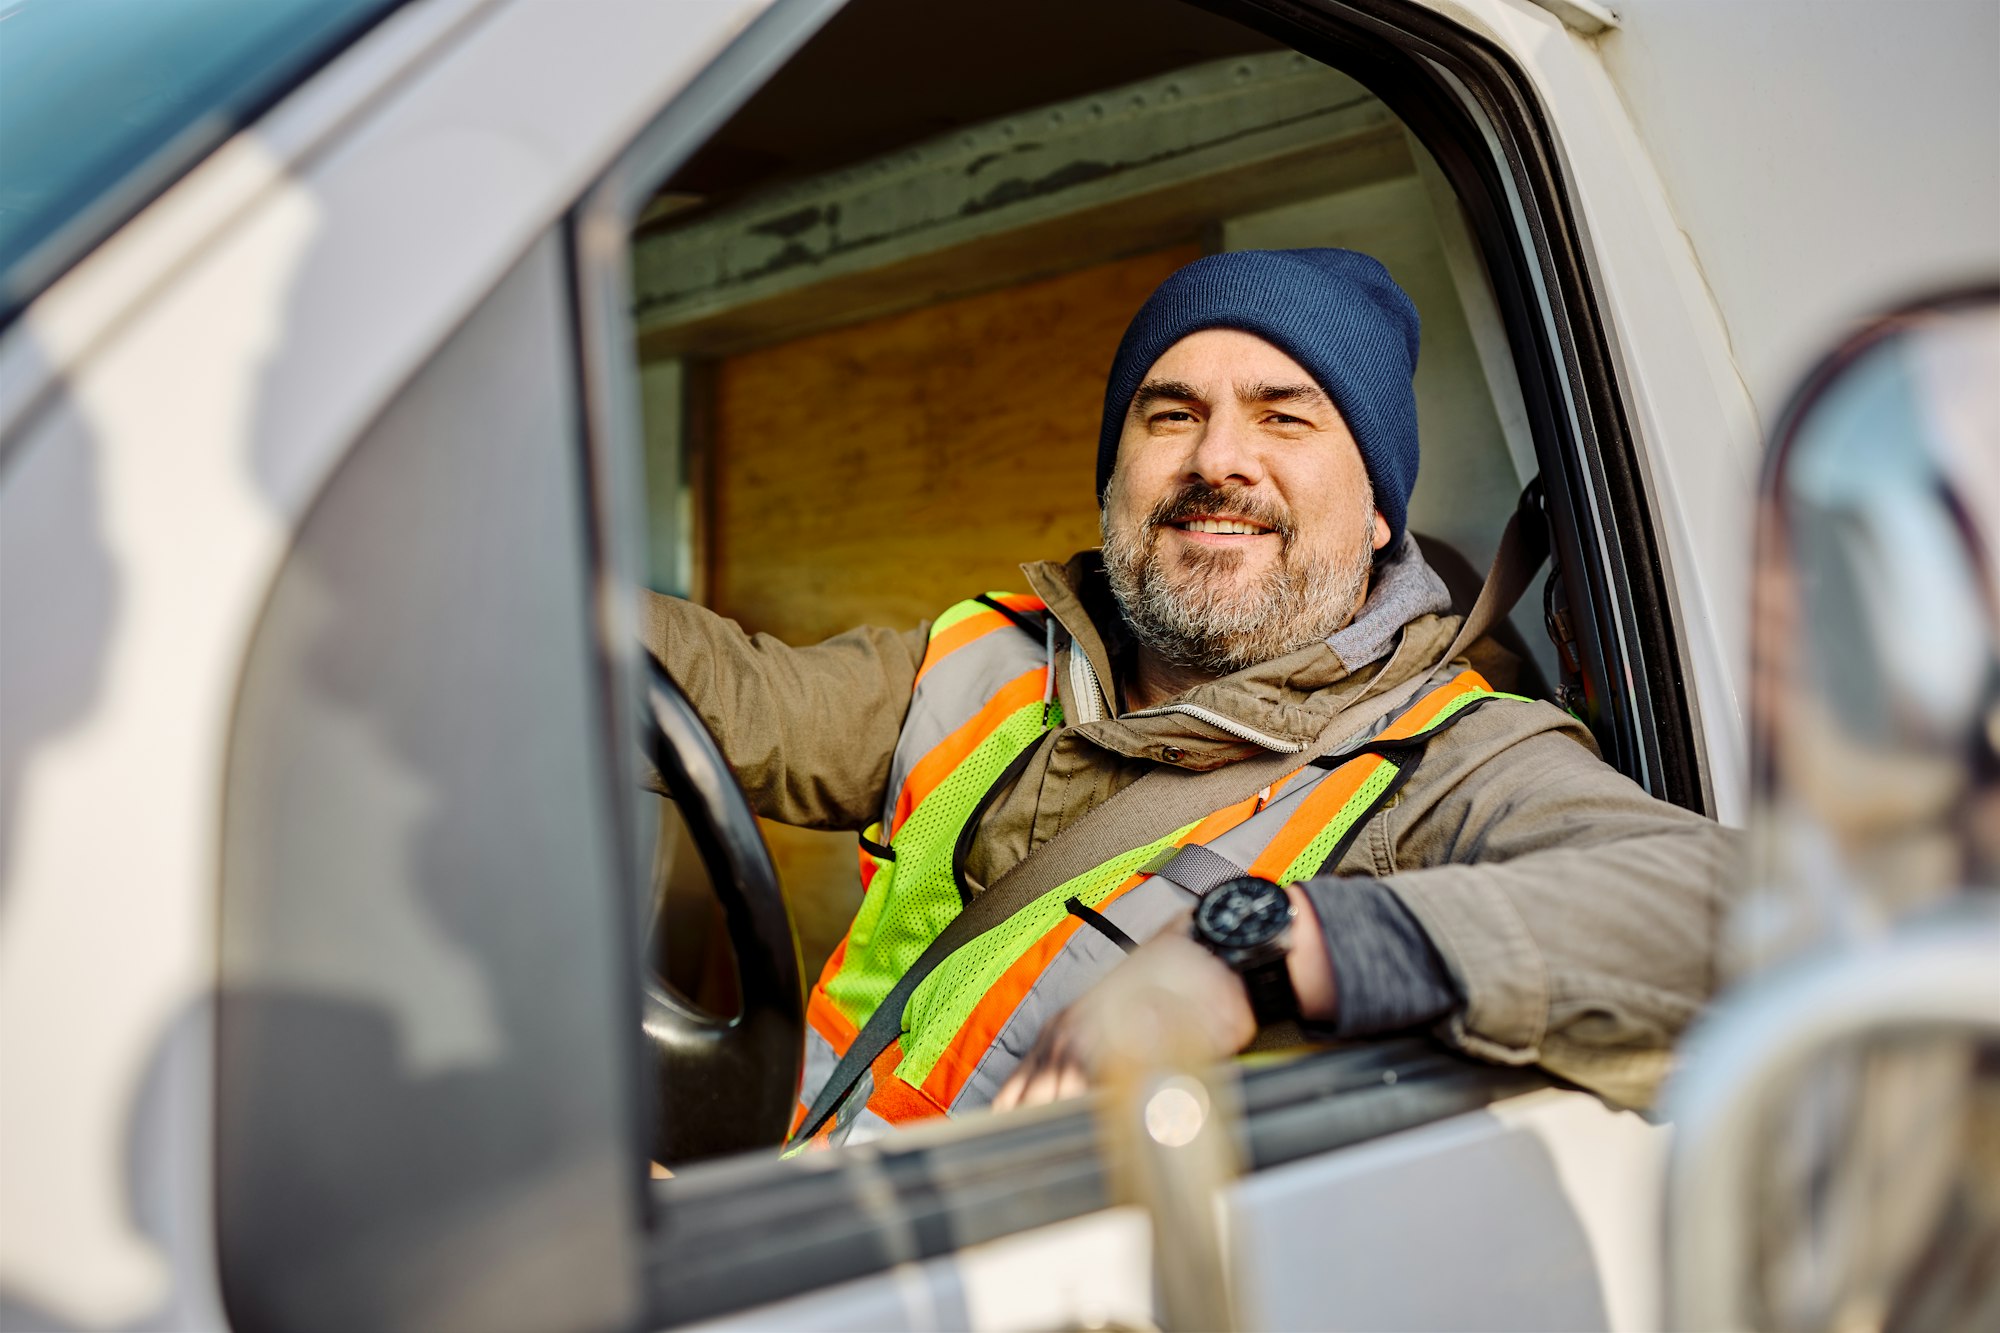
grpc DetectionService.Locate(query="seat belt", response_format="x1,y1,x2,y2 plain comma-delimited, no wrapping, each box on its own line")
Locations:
1281,479,1549,738
787,494,1549,1148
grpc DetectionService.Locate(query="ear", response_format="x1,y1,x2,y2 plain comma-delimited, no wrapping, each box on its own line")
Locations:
1370,509,1392,553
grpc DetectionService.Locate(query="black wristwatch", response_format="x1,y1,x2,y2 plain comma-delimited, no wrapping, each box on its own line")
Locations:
1190,875,1301,1027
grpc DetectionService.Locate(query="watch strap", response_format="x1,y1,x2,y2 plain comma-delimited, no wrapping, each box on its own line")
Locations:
1241,954,1301,1027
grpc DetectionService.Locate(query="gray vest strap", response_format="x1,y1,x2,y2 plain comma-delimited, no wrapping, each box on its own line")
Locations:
1141,842,1246,897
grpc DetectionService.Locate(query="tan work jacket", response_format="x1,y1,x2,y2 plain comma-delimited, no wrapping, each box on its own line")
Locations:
643,551,1739,1108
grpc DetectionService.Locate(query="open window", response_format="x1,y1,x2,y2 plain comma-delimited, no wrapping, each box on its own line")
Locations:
565,0,1703,1325
586,0,1701,1041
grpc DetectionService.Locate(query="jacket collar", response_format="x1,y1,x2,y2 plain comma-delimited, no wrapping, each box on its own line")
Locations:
1021,538,1458,770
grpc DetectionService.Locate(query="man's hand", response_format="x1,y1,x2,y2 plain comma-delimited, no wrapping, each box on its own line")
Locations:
991,912,1251,1111
990,886,1337,1112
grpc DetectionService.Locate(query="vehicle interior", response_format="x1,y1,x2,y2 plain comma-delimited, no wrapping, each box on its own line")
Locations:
214,0,1711,1328
632,0,1565,1037
624,0,1698,1136
621,0,1706,1313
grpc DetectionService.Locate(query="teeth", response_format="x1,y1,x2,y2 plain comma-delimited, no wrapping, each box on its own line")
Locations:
1183,519,1267,535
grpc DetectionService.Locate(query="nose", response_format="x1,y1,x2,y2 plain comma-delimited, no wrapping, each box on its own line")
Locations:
1184,410,1265,489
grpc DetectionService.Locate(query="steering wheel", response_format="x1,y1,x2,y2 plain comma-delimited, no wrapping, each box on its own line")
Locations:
641,657,804,1165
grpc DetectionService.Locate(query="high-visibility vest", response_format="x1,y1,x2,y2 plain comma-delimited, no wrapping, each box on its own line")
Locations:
792,593,1502,1149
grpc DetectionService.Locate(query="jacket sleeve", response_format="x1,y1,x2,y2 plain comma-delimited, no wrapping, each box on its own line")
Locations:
639,591,927,832
1337,697,1742,1108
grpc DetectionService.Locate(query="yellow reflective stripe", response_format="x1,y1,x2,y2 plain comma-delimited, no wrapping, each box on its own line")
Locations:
1276,686,1505,882
823,699,1050,1028
1425,686,1502,726
927,598,987,639
928,592,1028,640
1278,759,1398,882
894,820,1202,1089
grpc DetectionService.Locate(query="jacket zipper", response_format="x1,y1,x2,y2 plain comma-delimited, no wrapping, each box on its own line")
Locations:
1057,623,1301,753
1066,635,1107,724
1124,702,1305,754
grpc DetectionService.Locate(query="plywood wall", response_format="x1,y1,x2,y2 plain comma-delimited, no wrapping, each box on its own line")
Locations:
707,245,1201,645
696,246,1198,976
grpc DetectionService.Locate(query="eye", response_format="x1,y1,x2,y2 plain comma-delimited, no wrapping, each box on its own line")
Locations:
1265,412,1308,426
1151,409,1199,425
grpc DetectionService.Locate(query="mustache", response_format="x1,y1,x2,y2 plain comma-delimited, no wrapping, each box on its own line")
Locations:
1146,483,1295,542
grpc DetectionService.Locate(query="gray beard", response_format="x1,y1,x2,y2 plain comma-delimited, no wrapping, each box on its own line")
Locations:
1101,504,1374,677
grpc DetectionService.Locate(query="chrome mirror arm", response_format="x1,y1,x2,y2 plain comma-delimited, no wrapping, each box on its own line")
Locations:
1662,908,2000,1332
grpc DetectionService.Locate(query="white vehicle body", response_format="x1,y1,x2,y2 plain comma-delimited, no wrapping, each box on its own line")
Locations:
1,1,1993,1329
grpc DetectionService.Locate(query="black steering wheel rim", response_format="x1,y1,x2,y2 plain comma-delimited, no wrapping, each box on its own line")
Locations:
642,657,804,1166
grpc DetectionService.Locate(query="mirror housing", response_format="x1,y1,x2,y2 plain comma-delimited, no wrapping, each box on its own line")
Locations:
1666,290,2000,1333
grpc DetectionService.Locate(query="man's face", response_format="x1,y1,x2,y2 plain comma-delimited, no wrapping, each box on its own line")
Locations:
1101,329,1391,674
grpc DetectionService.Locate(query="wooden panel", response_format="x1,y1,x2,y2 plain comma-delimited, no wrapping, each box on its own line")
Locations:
701,246,1199,977
709,245,1199,644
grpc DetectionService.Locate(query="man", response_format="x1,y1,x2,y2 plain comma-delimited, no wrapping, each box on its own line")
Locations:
646,248,1734,1149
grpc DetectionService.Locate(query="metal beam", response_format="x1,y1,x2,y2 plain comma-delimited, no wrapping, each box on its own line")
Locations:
632,52,1407,356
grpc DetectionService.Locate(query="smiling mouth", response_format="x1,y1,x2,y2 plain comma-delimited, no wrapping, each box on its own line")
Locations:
1170,516,1276,536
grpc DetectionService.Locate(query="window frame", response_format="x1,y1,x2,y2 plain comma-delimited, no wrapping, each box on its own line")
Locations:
1228,0,1704,810
565,0,1708,1323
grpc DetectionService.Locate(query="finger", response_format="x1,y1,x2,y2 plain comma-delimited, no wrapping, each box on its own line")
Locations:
1053,1064,1090,1103
993,1042,1050,1113
1018,1057,1081,1109
992,1067,1026,1113
1011,1065,1058,1109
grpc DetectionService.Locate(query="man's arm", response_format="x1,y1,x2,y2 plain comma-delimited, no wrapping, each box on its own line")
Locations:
641,591,927,831
1350,699,1740,1107
996,700,1737,1112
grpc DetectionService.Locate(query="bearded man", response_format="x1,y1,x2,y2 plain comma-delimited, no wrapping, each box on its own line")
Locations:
645,248,1735,1149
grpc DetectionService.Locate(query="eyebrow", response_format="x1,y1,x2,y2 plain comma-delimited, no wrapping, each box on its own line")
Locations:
1239,381,1330,408
1129,379,1204,415
1129,378,1332,416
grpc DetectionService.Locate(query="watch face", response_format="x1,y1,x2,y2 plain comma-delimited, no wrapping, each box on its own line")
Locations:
1195,878,1291,950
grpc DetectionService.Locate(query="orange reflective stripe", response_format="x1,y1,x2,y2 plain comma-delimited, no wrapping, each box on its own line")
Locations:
920,912,1087,1107
1378,669,1491,738
865,1039,946,1125
916,792,1267,1109
1261,765,1314,806
1243,672,1493,880
914,595,1047,686
858,844,882,891
807,971,859,1051
1246,755,1387,880
815,934,850,1000
793,993,882,1141
891,667,1047,833
794,1040,948,1144
1185,792,1263,842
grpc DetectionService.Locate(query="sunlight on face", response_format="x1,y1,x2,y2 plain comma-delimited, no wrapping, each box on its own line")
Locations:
1101,329,1389,674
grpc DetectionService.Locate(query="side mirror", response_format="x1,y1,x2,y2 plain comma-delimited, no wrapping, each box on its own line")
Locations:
1666,290,2000,1332
1746,289,1999,950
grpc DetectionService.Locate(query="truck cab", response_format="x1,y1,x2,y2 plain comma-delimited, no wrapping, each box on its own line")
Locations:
1,2,1993,1329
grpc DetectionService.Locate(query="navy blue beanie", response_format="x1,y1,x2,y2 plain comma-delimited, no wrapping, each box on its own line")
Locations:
1095,248,1422,546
